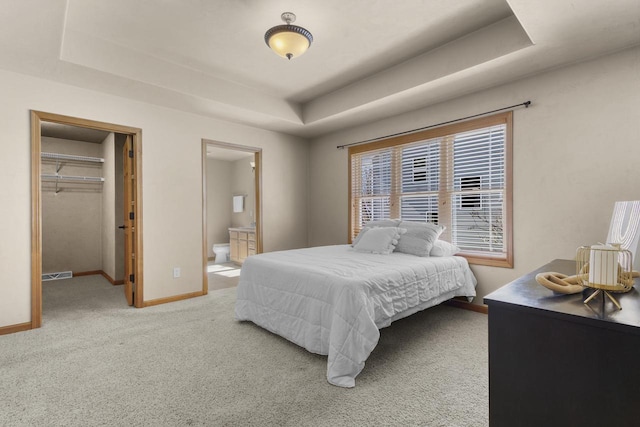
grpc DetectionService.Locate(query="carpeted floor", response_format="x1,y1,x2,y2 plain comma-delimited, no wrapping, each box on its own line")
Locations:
0,275,488,426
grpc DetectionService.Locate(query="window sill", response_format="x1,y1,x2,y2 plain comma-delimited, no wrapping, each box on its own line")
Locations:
459,252,513,268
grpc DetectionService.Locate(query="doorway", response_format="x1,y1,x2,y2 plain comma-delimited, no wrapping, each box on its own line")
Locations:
202,140,262,294
31,111,144,329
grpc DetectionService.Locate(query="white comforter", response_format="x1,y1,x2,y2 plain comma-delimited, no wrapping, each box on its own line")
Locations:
234,245,477,387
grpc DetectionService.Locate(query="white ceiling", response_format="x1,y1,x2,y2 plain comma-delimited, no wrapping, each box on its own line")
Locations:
1,0,638,138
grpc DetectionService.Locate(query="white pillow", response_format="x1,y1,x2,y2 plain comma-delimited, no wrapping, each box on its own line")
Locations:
351,219,401,247
353,227,406,254
430,240,460,257
394,221,445,257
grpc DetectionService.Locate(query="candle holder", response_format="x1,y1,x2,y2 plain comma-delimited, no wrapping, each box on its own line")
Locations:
576,244,634,310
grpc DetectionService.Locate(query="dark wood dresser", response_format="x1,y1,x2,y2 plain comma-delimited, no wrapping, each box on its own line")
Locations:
484,259,640,427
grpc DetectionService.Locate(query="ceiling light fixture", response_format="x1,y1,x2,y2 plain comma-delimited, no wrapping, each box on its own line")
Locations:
264,12,313,60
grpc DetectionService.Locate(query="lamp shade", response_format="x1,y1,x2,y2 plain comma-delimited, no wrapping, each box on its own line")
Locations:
264,13,313,60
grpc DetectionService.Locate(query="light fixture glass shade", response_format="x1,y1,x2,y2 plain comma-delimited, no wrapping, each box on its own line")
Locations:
264,13,313,60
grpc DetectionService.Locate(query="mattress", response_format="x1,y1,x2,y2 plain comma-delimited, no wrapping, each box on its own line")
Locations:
234,244,477,387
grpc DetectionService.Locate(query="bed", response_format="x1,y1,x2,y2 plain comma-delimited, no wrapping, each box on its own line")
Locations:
234,243,477,387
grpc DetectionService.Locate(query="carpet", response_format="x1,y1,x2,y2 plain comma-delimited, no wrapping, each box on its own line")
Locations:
0,275,488,426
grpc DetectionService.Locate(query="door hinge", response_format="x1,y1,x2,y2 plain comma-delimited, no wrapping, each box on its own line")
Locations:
129,274,135,283
128,150,134,158
129,212,134,220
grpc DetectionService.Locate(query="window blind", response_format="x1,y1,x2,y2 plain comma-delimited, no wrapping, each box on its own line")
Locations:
398,138,441,224
349,112,512,267
445,125,506,254
350,148,392,237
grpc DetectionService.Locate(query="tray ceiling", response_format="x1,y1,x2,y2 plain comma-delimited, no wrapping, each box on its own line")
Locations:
0,0,638,137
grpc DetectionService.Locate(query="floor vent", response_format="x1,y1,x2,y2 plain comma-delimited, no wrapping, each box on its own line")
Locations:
42,271,73,281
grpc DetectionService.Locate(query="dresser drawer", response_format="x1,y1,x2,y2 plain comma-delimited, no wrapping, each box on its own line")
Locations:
229,231,238,239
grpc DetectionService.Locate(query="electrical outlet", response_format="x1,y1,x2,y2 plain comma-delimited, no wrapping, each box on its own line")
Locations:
173,267,181,278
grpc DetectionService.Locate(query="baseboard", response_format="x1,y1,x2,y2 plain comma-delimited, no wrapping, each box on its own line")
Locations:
73,270,103,277
72,270,124,285
445,298,488,314
142,291,205,307
100,271,124,286
0,321,32,336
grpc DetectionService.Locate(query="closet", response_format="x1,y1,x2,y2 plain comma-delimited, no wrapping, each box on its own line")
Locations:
41,150,105,280
40,126,125,287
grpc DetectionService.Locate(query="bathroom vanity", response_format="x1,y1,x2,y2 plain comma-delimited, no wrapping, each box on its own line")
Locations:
229,227,256,265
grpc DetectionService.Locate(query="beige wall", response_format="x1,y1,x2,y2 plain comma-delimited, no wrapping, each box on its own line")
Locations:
206,158,233,257
41,137,103,273
308,46,640,304
231,156,255,228
101,133,116,280
0,69,309,328
263,140,309,251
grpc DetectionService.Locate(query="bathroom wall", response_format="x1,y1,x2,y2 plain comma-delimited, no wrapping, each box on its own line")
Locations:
206,157,233,258
231,156,255,228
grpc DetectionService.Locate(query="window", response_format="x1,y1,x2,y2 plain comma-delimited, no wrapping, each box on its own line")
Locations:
349,112,512,267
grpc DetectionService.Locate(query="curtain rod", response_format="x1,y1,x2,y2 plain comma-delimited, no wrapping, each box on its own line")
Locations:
336,100,531,149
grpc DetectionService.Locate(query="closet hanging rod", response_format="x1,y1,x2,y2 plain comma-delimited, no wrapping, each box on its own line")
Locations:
41,152,104,163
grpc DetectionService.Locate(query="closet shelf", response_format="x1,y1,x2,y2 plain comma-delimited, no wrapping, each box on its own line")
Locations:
41,152,104,163
41,151,104,193
41,173,104,183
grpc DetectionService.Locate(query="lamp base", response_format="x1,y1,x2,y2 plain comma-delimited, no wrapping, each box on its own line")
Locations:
584,288,622,310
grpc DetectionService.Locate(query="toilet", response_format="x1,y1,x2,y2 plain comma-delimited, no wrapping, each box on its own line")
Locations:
213,243,230,264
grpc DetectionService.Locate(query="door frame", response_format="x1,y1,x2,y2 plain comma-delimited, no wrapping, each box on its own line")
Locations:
31,111,144,328
202,139,262,294
122,135,135,306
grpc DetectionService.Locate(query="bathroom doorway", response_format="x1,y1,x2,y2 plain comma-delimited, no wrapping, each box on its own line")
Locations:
201,140,262,293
